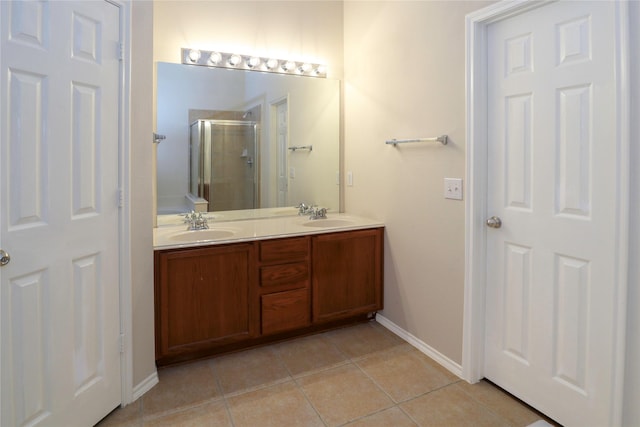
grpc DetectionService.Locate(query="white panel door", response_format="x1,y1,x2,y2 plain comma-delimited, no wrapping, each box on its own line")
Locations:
0,1,122,426
485,2,624,426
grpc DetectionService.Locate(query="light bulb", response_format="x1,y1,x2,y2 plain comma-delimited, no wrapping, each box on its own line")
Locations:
298,63,312,73
266,58,279,70
247,56,261,69
228,54,242,66
188,49,201,63
282,61,296,72
208,52,222,65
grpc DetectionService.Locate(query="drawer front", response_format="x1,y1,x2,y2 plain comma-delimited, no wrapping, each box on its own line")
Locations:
260,262,309,289
259,237,309,263
261,288,310,335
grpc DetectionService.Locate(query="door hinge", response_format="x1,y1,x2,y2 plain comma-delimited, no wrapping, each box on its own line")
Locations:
119,334,125,353
119,43,124,61
118,188,124,208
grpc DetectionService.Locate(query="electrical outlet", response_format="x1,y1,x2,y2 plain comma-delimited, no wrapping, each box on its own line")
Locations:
444,178,463,200
289,167,295,179
347,171,353,186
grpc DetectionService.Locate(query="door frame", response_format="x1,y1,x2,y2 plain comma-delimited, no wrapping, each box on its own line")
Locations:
462,0,629,423
271,95,290,207
108,0,134,406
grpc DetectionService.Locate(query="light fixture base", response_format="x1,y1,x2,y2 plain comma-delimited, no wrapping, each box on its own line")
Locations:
181,48,327,78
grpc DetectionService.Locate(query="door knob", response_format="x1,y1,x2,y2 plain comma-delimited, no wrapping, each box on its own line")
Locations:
0,249,10,266
486,216,502,229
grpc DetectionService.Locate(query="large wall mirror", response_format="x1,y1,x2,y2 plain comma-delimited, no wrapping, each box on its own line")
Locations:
156,62,340,221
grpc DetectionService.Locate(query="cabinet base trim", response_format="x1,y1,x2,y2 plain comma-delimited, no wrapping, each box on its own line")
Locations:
376,314,462,378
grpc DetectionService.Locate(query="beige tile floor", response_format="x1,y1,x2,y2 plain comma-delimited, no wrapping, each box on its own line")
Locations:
97,321,551,427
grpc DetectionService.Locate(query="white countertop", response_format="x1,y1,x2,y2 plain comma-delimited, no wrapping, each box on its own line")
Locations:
154,213,384,250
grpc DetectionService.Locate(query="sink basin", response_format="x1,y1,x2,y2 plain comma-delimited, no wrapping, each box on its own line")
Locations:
302,218,356,228
169,229,236,242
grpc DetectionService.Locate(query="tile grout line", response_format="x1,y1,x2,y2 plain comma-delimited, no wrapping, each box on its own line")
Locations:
273,341,331,427
209,358,238,427
396,405,422,427
349,354,466,427
308,322,418,426
345,355,408,426
292,375,331,427
453,380,524,427
139,366,228,423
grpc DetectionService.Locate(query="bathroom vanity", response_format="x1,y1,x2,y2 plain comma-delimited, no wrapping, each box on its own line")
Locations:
153,214,383,366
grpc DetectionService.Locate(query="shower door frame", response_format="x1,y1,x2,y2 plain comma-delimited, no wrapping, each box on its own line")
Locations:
190,119,260,212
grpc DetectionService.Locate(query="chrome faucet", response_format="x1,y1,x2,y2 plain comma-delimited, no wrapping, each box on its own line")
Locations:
308,207,327,220
184,211,209,230
297,202,313,215
297,203,327,219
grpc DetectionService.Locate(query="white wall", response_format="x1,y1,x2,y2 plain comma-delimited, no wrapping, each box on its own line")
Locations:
153,1,344,78
130,1,156,389
344,1,492,364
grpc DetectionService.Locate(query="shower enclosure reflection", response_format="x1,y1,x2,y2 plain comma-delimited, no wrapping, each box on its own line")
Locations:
190,119,259,211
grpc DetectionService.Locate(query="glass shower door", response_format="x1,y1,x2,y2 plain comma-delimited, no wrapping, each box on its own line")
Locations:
190,119,258,212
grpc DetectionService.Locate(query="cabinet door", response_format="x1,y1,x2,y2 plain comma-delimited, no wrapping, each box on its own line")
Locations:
312,229,383,323
155,244,257,360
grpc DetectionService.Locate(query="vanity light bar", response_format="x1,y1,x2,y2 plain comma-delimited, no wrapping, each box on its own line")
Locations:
181,48,327,78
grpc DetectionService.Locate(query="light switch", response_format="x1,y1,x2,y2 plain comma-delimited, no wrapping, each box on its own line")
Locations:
444,178,463,200
347,171,353,186
289,167,295,179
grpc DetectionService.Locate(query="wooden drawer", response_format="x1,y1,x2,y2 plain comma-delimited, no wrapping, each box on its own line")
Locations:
260,262,309,289
259,237,309,263
261,288,310,335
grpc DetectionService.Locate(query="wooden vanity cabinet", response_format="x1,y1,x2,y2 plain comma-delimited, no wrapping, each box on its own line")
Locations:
154,243,257,364
312,228,383,323
258,237,311,335
154,227,383,365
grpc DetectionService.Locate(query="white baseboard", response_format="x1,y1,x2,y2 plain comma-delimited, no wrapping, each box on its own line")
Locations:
376,314,463,378
132,370,159,402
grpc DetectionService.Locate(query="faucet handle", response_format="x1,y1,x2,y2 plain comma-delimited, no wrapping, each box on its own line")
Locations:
297,202,308,215
185,211,209,230
308,207,327,220
183,210,195,223
198,213,209,229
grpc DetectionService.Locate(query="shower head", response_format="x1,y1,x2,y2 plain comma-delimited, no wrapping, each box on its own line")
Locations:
242,111,252,119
